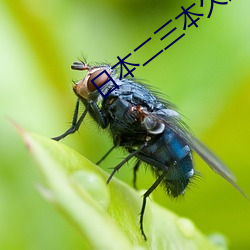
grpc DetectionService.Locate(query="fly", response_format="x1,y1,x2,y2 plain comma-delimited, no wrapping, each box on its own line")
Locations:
52,60,247,240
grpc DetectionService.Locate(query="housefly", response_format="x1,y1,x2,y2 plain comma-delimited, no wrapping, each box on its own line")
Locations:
52,61,246,240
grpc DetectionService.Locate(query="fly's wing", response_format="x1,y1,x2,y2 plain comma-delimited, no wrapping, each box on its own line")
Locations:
183,132,248,197
151,109,247,198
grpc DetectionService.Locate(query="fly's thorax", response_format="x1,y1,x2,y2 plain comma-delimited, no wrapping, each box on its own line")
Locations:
140,108,180,135
142,116,165,134
72,62,113,100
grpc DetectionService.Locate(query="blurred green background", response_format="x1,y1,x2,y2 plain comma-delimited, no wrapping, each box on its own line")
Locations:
0,0,249,249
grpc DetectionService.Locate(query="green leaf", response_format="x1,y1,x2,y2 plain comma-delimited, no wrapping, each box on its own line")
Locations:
19,128,227,250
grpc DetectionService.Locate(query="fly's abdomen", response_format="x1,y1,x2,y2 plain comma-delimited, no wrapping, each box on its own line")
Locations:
164,153,193,197
137,128,194,197
163,129,194,197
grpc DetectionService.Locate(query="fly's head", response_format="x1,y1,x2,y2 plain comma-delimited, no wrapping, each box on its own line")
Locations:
72,61,113,100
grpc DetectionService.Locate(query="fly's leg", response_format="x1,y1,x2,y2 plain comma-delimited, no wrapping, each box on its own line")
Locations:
96,146,116,165
140,172,166,240
133,160,141,189
52,99,88,141
89,100,107,129
52,99,108,141
107,143,146,184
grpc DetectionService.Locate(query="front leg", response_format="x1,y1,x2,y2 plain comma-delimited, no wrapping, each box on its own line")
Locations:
88,100,108,129
52,99,89,141
52,98,109,141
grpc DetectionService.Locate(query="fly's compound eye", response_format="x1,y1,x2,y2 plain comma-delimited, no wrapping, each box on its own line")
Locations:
72,62,112,100
87,69,110,92
142,116,165,134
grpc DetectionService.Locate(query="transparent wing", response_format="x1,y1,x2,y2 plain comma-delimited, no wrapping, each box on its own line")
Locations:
149,110,247,198
170,122,247,198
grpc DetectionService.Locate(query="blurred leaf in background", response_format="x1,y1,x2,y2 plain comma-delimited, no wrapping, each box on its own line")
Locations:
0,0,249,249
16,129,224,250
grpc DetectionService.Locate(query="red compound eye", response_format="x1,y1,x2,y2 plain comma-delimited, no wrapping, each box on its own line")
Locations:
87,69,109,92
